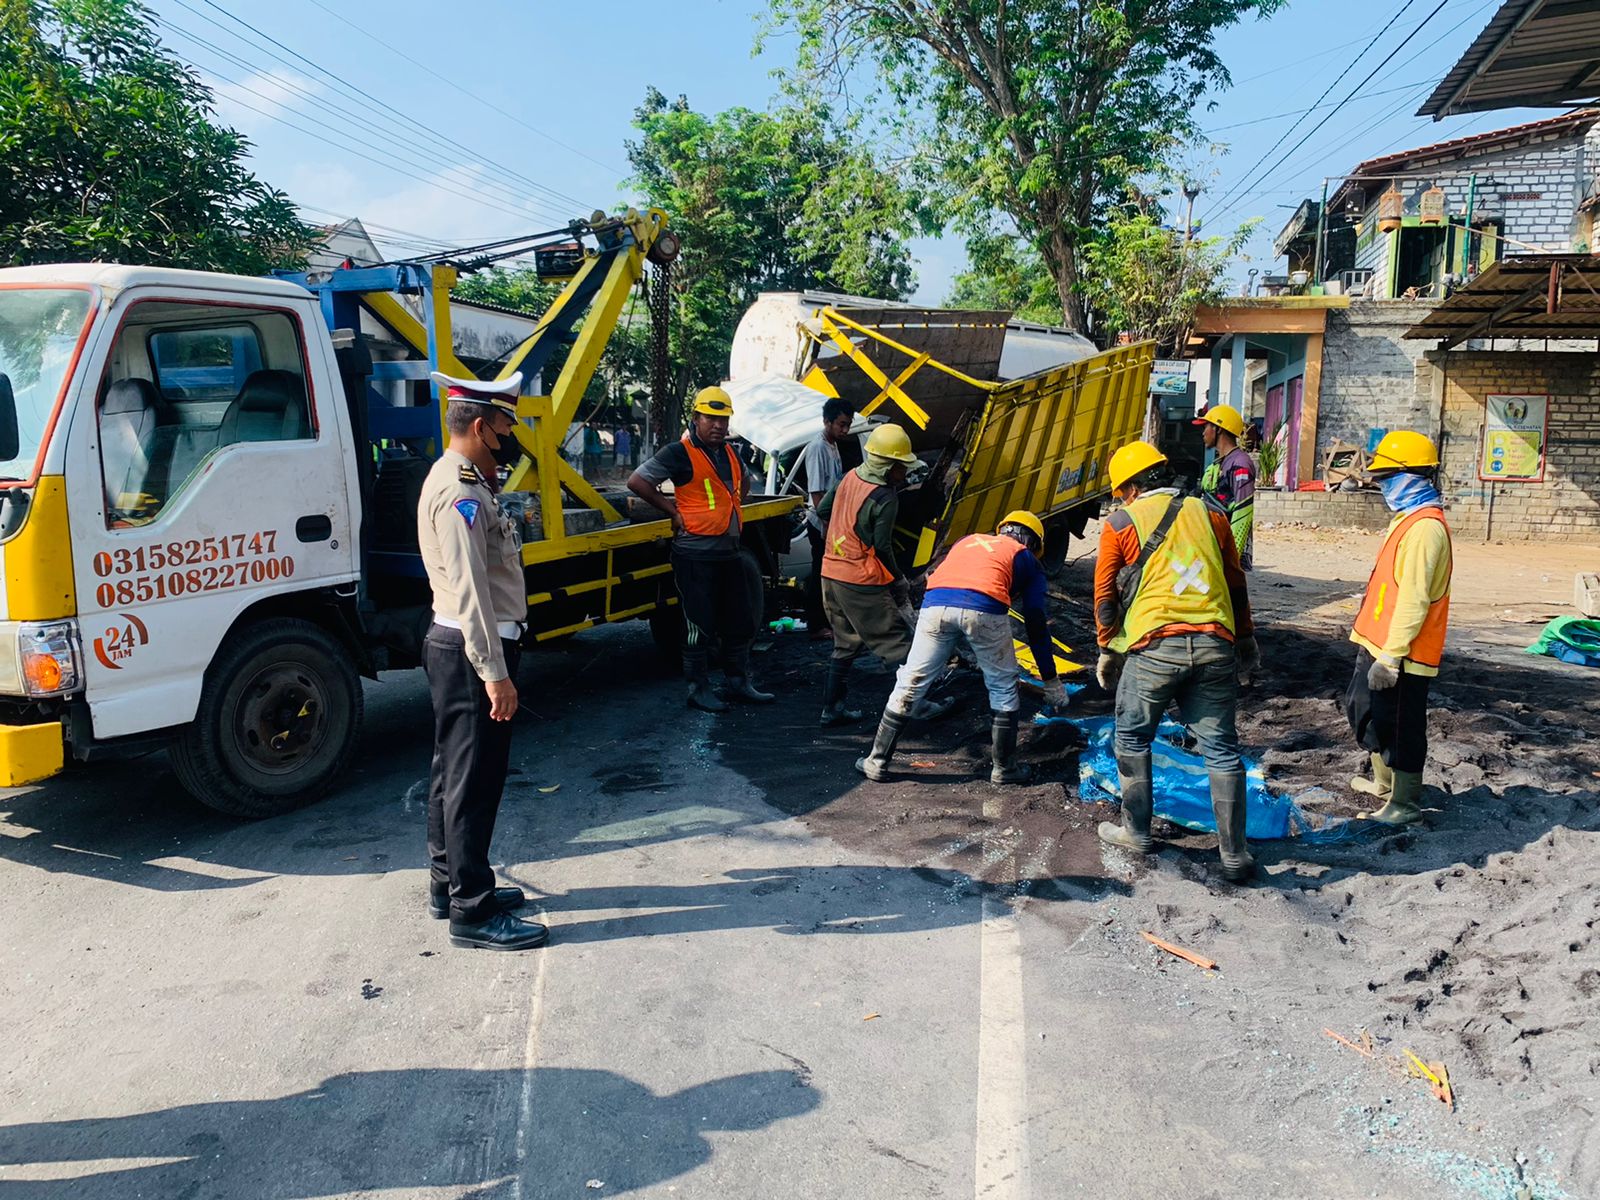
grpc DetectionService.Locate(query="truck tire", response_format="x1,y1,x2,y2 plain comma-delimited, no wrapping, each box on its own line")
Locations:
169,618,363,819
1040,518,1072,579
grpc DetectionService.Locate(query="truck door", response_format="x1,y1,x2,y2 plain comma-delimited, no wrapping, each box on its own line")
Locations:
62,288,358,741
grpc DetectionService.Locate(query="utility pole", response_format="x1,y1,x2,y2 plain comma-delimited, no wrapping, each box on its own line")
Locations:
1182,181,1203,243
1312,177,1329,288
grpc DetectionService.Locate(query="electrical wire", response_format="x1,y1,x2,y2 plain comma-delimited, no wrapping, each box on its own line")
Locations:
168,0,592,216
1202,82,1432,134
299,0,628,179
1205,0,1435,219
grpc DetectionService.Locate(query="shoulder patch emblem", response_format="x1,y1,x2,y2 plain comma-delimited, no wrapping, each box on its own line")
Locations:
454,498,481,527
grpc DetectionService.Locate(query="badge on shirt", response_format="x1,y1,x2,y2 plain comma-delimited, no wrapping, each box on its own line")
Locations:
454,498,481,527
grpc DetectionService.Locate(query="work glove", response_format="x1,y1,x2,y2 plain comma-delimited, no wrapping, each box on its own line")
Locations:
888,578,911,607
1235,635,1260,686
1367,654,1401,691
1041,678,1069,710
1095,650,1125,693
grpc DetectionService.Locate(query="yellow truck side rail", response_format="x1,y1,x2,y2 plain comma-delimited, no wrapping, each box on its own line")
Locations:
806,307,1153,567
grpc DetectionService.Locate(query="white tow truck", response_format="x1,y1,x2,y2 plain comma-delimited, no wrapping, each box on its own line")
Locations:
0,212,798,816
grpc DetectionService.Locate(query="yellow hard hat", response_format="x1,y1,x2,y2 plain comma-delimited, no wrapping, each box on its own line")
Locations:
1108,440,1169,491
1195,404,1246,437
1368,429,1438,473
864,422,919,464
692,386,734,417
999,509,1045,541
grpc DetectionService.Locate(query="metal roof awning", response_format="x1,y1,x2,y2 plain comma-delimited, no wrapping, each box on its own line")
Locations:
1403,253,1600,346
1420,0,1600,118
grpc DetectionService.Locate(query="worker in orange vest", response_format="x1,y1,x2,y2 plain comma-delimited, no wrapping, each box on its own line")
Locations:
628,387,774,712
856,511,1068,785
816,424,956,727
1346,430,1452,825
1093,440,1259,882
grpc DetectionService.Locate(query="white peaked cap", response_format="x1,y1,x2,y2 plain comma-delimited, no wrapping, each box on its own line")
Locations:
431,371,523,414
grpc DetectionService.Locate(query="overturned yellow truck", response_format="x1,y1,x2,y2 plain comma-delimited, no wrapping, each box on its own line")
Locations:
726,295,1154,578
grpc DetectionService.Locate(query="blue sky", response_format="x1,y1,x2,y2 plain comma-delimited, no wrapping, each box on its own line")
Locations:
145,0,1563,303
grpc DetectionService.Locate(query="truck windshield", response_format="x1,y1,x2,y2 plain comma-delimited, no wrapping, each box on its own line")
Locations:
0,288,94,482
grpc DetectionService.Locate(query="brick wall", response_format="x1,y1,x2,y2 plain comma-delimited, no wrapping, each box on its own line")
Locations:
1256,488,1393,531
1316,301,1436,461
1432,351,1600,541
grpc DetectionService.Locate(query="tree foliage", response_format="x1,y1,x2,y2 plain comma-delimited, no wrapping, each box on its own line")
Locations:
625,87,924,406
1079,205,1257,355
0,0,310,271
770,0,1282,333
945,231,1062,325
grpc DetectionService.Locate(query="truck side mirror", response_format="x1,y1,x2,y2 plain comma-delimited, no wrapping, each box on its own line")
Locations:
0,374,19,462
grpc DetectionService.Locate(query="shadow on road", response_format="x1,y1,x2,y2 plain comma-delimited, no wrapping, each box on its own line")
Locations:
0,1066,818,1199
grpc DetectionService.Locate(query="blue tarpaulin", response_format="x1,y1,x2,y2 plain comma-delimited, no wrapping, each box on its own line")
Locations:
1040,713,1360,842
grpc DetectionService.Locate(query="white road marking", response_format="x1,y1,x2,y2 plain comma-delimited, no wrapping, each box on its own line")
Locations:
974,793,1030,1199
511,905,551,1200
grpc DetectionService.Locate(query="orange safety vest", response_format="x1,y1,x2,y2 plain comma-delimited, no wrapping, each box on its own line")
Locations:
820,470,894,586
927,532,1025,605
675,433,742,536
1352,507,1451,668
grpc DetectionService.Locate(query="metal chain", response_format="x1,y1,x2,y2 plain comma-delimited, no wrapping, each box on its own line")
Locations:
647,259,673,449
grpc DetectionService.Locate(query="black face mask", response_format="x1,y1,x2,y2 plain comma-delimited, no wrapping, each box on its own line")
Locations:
487,423,524,468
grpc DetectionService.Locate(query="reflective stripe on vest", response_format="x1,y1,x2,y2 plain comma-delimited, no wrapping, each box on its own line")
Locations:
927,532,1023,605
1351,507,1451,668
675,433,742,536
1110,494,1235,654
820,469,893,586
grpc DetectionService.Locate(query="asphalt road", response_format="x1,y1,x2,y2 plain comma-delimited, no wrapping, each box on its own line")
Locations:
0,622,1464,1199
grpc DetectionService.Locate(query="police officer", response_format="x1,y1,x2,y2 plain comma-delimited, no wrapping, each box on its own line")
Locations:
628,386,774,712
855,511,1068,785
419,371,547,951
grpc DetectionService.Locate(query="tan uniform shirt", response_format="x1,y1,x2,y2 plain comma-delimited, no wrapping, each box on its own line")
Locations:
418,449,527,682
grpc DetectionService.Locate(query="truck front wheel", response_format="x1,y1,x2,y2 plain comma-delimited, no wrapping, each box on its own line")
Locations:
170,618,363,818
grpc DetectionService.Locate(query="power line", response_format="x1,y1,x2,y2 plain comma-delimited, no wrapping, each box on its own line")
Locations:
299,0,629,179
1202,82,1431,134
171,0,592,216
1206,0,1430,218
1205,0,1454,226
162,24,577,228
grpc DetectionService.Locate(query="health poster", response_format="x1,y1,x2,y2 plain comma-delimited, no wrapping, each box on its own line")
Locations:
1479,393,1547,482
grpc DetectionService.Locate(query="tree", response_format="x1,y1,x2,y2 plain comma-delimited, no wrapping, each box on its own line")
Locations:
770,0,1283,334
945,231,1062,324
1079,203,1257,355
625,88,925,413
0,0,311,272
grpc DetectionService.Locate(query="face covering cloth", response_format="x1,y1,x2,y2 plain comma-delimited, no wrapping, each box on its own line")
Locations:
1379,471,1441,514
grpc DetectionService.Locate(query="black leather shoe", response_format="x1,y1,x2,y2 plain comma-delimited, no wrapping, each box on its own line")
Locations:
448,911,549,951
428,885,526,921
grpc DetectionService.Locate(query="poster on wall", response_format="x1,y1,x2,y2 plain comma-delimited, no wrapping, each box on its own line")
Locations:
1150,359,1191,396
1479,393,1548,482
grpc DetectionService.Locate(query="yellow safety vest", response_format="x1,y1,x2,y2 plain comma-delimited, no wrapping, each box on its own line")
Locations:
1110,494,1235,654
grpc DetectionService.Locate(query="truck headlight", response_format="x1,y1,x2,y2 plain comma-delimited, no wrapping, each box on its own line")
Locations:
18,621,82,697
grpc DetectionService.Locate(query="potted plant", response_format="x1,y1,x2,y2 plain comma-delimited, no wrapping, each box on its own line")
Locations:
1255,420,1287,489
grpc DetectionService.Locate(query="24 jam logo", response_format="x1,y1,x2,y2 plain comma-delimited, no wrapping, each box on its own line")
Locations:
93,613,149,671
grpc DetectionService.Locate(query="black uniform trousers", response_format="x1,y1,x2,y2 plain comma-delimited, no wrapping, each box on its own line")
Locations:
1344,646,1431,774
672,549,761,654
424,625,522,922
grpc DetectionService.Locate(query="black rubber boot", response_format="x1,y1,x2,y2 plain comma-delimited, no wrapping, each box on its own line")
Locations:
820,660,863,726
1098,751,1155,853
724,642,775,704
856,710,908,781
989,710,1035,784
1210,769,1256,882
684,648,728,713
